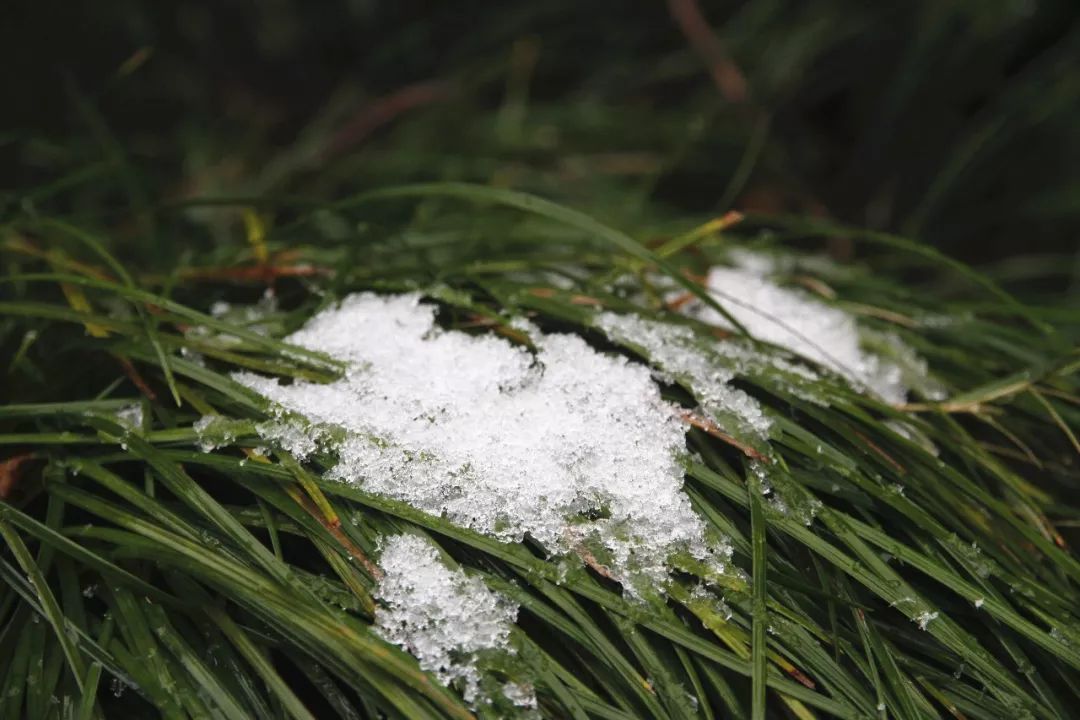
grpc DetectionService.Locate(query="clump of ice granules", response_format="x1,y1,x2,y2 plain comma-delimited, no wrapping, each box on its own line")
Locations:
678,249,933,404
233,292,732,594
374,533,535,711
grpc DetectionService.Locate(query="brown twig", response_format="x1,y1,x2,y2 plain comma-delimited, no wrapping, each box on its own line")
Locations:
115,355,157,401
665,291,696,312
286,484,383,581
322,80,455,159
527,287,602,306
785,665,817,690
667,0,748,105
841,302,917,329
853,429,906,475
3,233,114,282
576,545,617,581
790,275,838,301
0,454,36,500
897,401,992,415
678,409,770,462
178,263,332,283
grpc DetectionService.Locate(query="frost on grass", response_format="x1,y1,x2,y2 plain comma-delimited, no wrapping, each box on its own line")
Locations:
375,534,535,710
678,249,937,404
593,311,829,524
209,289,279,332
234,292,730,593
914,610,940,630
193,415,251,452
186,289,280,347
114,403,144,432
750,460,823,527
594,312,773,440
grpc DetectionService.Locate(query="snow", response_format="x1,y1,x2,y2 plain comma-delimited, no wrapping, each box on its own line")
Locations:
678,250,922,404
253,418,323,459
193,415,240,453
234,292,731,592
210,289,278,329
594,312,772,439
114,403,144,432
374,533,534,709
188,290,280,347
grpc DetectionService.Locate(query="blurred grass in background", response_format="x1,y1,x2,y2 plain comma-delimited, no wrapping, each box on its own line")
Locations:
2,0,1078,296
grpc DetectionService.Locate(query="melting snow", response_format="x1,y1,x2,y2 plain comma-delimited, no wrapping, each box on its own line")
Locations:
374,534,535,709
678,250,923,404
595,312,772,438
234,292,730,591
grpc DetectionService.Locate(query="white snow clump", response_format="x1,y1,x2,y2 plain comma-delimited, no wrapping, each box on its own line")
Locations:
679,249,920,404
375,533,535,710
234,292,730,592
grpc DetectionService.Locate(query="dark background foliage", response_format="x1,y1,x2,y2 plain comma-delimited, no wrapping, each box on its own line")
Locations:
3,0,1078,285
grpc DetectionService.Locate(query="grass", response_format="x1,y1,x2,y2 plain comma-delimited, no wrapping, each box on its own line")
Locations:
1,179,1078,718
2,2,1079,717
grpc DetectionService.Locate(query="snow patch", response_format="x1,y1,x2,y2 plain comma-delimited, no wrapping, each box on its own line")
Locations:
374,534,534,709
678,251,926,404
595,312,772,438
235,292,729,592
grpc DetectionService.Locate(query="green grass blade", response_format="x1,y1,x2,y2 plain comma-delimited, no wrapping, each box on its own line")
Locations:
0,518,86,691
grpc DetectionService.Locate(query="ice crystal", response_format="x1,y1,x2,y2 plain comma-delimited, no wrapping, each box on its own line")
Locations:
110,678,127,698
252,418,323,459
374,534,535,709
748,460,823,527
189,290,280,346
193,415,244,452
210,289,278,330
114,403,144,432
235,292,730,591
